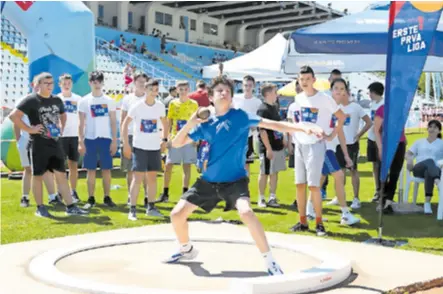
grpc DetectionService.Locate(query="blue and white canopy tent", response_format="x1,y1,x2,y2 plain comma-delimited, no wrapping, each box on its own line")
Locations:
283,3,443,74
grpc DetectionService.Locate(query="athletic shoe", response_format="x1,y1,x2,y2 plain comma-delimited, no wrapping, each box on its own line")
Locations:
156,193,169,203
371,192,380,203
83,196,96,209
128,207,137,221
144,197,148,208
350,198,361,209
66,205,88,216
316,223,327,236
326,197,339,206
103,196,116,207
20,197,30,208
35,205,52,218
163,246,199,263
146,207,164,217
424,202,433,215
49,195,63,205
71,191,80,204
267,262,284,276
289,222,309,232
258,198,267,208
340,212,360,226
267,198,280,208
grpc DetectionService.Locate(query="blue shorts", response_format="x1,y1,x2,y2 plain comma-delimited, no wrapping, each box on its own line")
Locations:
322,150,341,176
83,138,113,170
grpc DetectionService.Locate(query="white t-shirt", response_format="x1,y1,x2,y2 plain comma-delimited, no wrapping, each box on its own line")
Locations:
121,93,145,136
128,100,166,150
409,138,443,165
340,102,368,145
232,94,262,137
367,99,384,141
58,92,81,138
290,91,339,145
78,93,116,140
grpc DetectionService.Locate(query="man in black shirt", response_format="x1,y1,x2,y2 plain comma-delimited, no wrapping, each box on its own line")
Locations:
256,83,287,208
9,72,87,218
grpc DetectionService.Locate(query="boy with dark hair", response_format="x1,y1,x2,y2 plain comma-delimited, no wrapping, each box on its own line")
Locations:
78,71,118,208
164,75,324,275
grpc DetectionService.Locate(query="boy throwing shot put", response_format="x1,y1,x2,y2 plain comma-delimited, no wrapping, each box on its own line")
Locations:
164,76,324,275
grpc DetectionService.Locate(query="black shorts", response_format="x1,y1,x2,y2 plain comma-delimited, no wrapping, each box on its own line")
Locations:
61,137,79,162
182,177,250,213
367,139,378,162
336,142,359,170
30,141,66,176
246,136,254,164
132,148,162,172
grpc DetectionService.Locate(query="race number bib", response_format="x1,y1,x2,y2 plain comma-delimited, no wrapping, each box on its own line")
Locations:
140,119,157,133
274,131,284,140
64,101,77,113
176,120,187,131
301,107,319,123
90,104,109,117
46,123,60,138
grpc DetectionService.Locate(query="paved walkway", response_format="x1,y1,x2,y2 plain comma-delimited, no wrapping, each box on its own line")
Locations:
1,221,443,293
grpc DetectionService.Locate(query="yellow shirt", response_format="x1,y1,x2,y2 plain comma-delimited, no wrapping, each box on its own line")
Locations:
168,98,198,139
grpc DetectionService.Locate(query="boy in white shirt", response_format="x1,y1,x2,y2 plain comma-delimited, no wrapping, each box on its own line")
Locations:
233,75,262,175
58,74,82,203
330,86,372,210
120,73,150,207
122,79,169,220
366,82,385,202
78,71,118,208
289,66,347,236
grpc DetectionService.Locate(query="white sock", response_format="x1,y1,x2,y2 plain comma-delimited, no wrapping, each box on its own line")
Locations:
341,207,349,214
181,243,192,252
259,195,265,201
262,251,275,266
23,194,29,200
49,193,58,200
269,193,276,200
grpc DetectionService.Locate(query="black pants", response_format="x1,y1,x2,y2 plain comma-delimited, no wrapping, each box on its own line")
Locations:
378,141,406,202
412,159,441,197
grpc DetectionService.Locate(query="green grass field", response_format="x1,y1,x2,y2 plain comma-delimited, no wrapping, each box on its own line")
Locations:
1,129,442,255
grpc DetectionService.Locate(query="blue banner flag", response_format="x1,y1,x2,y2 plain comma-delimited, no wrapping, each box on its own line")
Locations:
381,1,443,181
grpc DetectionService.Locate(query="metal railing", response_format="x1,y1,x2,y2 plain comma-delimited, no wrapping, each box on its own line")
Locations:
95,37,177,90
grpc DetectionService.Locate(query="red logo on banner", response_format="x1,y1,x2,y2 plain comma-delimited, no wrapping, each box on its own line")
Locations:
15,1,34,11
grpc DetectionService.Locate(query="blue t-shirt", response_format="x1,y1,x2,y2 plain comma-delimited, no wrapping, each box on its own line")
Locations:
189,108,261,182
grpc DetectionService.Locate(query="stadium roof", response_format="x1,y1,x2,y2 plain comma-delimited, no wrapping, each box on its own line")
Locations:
135,1,345,34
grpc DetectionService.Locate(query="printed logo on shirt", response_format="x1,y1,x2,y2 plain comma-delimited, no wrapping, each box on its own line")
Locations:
46,123,60,138
274,131,284,140
301,107,319,123
90,104,109,117
140,119,157,133
176,120,187,131
330,115,351,128
64,101,77,113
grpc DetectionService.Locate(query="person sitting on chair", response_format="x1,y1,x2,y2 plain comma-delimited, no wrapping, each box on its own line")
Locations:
406,120,443,215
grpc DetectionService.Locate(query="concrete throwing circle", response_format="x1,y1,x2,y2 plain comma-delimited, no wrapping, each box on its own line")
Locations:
28,236,352,294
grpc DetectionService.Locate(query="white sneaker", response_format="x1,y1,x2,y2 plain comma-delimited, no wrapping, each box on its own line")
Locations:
128,207,137,221
340,212,360,226
164,246,199,263
258,198,267,208
424,202,433,214
267,262,284,276
350,198,361,209
327,197,339,206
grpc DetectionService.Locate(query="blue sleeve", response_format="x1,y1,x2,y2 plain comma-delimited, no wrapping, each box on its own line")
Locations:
247,112,262,127
188,124,205,142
